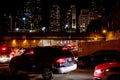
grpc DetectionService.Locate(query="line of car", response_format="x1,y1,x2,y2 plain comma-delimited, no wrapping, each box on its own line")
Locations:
1,45,120,80
77,49,120,80
77,50,120,68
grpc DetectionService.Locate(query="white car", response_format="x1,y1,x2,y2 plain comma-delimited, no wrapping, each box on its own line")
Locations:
0,55,13,63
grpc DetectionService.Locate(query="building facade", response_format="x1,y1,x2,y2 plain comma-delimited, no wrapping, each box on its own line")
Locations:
49,3,61,32
111,0,120,30
78,9,101,33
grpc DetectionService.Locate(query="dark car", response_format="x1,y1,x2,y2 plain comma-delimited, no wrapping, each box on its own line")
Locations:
9,46,77,80
77,50,120,68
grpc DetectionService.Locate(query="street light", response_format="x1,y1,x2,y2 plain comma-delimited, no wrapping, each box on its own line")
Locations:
102,29,107,34
102,28,107,34
102,29,107,40
22,17,26,29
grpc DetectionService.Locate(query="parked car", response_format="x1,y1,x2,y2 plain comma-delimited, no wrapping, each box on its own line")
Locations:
9,46,77,80
93,61,120,80
77,50,120,68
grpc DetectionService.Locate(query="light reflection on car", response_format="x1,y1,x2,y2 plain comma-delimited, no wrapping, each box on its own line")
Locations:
77,50,120,68
0,55,11,63
93,61,120,80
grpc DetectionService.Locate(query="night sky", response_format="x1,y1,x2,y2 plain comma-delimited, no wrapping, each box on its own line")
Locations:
0,0,90,9
0,0,117,17
0,0,115,10
0,0,116,28
0,0,23,8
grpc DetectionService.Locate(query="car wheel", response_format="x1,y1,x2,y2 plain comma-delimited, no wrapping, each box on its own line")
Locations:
41,68,53,80
9,63,18,74
107,74,120,80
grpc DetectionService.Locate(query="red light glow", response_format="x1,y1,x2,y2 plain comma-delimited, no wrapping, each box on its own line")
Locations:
29,50,34,54
56,58,66,63
1,47,7,51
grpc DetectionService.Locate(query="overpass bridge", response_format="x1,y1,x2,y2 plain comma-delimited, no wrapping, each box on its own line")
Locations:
1,32,104,40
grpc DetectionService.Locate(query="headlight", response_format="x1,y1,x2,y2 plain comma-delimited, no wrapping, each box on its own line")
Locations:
0,55,10,63
95,69,104,74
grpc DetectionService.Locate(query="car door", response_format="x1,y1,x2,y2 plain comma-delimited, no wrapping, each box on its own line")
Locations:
19,49,38,71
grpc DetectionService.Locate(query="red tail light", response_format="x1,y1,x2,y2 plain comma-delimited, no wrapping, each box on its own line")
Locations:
1,46,7,52
29,50,34,54
56,58,66,63
62,47,68,50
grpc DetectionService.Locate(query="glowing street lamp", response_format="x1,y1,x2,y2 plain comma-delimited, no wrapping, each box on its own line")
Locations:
102,29,107,34
22,17,26,29
102,29,107,40
22,17,26,21
102,30,106,33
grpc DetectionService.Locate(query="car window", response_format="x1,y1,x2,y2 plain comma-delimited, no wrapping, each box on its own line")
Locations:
22,48,36,56
93,51,104,56
22,47,73,58
60,50,73,56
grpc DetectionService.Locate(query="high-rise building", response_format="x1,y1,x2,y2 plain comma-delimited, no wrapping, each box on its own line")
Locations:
78,0,102,33
62,5,77,33
49,3,61,32
9,0,42,32
71,5,77,32
110,0,120,30
78,9,90,32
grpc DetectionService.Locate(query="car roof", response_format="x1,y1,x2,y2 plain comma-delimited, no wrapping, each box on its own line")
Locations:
92,50,120,54
95,61,120,70
24,46,73,57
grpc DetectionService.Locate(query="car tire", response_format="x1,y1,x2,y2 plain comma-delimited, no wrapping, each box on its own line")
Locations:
9,63,18,74
41,68,53,80
107,74,120,80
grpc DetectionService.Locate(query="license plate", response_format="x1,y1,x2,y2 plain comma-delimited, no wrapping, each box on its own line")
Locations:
67,58,72,61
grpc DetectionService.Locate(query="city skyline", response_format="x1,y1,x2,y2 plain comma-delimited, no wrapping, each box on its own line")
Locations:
0,0,118,34
0,0,119,49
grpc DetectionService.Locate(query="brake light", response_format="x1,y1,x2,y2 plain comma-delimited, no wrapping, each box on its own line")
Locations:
29,50,34,54
62,47,68,50
56,58,66,63
1,46,7,52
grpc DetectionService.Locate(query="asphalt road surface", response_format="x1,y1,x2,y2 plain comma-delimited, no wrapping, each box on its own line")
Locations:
0,63,94,80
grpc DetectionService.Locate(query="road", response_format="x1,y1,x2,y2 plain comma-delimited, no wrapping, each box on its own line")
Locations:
0,63,94,80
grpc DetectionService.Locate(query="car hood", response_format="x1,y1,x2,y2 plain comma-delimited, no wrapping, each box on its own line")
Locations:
95,61,120,70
